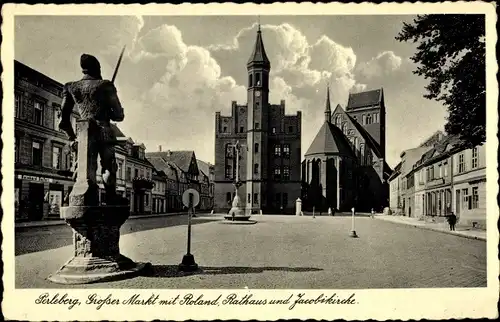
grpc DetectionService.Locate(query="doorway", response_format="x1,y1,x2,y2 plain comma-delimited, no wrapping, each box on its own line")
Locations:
28,183,44,221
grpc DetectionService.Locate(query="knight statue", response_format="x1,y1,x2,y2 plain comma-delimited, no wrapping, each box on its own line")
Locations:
59,53,124,205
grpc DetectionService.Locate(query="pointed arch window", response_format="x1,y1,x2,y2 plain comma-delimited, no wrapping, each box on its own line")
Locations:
249,74,253,87
254,143,259,153
256,73,261,86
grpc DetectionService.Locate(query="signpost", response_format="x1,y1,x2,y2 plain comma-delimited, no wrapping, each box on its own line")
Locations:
179,188,200,272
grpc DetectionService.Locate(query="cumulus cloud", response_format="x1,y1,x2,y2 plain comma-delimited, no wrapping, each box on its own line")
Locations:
208,23,368,151
356,50,403,79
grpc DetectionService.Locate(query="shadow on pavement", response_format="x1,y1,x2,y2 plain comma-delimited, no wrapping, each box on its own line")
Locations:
142,265,323,278
217,220,258,225
15,216,220,256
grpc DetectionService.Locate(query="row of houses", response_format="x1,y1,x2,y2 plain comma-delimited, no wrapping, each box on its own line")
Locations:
14,60,214,222
388,131,486,229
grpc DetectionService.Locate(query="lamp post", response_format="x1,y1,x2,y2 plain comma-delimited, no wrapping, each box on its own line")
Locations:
349,207,358,238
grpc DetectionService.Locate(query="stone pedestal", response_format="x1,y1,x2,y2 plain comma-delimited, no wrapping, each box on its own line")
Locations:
48,199,149,284
226,185,250,221
48,120,148,284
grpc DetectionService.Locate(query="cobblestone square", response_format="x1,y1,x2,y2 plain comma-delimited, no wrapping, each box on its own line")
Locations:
16,215,487,289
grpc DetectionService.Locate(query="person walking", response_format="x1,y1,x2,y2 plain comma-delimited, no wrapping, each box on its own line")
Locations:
447,212,457,231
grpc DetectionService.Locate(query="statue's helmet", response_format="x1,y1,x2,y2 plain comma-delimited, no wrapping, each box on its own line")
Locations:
80,54,101,76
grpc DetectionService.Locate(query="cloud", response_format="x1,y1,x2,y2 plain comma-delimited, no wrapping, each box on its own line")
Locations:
112,25,246,163
356,50,403,79
208,23,367,151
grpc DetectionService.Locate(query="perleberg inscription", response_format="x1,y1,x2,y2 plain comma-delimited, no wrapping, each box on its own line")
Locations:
34,292,358,311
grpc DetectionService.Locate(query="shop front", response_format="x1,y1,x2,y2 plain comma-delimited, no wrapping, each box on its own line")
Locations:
15,172,74,222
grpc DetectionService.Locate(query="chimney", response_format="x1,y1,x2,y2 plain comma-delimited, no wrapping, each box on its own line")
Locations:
158,145,162,152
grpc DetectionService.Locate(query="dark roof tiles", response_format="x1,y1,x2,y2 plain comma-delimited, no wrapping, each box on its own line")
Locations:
347,88,383,110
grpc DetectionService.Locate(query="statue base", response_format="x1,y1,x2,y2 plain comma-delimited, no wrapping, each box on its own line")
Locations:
47,202,150,285
225,206,251,221
349,230,359,238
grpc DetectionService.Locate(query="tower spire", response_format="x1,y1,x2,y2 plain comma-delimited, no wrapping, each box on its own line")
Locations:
247,21,270,69
325,83,332,122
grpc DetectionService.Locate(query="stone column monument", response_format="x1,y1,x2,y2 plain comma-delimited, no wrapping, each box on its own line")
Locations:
227,141,250,221
48,53,149,284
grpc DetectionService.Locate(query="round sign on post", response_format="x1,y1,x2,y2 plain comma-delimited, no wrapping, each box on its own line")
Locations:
182,189,200,208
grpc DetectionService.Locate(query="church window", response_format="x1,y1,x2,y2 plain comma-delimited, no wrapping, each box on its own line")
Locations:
249,74,253,87
341,122,347,134
223,126,227,133
366,114,373,125
335,115,341,127
362,114,366,125
274,144,281,157
256,73,261,86
255,143,259,153
240,126,244,133
374,113,379,123
254,163,259,174
255,122,260,129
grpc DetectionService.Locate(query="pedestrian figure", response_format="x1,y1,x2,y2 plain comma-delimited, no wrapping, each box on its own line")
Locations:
371,208,375,219
447,212,457,231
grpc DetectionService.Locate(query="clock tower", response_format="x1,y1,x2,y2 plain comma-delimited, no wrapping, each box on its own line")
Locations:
246,24,270,213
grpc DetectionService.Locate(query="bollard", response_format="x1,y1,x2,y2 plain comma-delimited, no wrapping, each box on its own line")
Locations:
312,206,316,219
349,207,358,238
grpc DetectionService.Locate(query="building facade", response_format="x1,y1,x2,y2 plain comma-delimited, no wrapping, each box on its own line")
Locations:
147,149,202,210
14,61,77,221
302,87,392,212
197,159,215,211
214,26,302,214
14,60,156,221
151,169,167,214
393,133,486,229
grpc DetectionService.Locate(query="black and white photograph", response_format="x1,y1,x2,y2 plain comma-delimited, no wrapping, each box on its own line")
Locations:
2,2,498,321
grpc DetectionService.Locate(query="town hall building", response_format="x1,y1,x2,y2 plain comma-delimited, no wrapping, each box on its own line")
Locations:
214,26,302,214
301,87,392,212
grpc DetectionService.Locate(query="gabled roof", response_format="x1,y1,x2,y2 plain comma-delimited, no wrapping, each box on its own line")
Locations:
344,113,383,158
388,161,402,182
196,159,213,178
305,122,355,157
346,88,383,110
146,150,197,174
247,27,270,68
110,123,126,138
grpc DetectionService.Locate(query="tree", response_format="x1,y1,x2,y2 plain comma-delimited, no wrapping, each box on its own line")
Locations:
396,15,485,148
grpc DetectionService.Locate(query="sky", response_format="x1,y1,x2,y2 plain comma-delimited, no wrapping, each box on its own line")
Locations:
14,15,448,168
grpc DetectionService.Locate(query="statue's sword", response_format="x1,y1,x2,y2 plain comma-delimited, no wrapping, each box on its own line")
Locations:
111,45,126,83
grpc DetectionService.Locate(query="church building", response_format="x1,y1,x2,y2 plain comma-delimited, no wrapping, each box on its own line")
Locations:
214,26,302,214
301,87,392,212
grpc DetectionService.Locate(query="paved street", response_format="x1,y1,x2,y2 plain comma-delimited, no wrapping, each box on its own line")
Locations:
15,215,486,289
15,214,215,256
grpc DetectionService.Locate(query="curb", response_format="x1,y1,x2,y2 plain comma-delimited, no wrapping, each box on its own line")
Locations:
375,217,486,241
15,212,206,229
